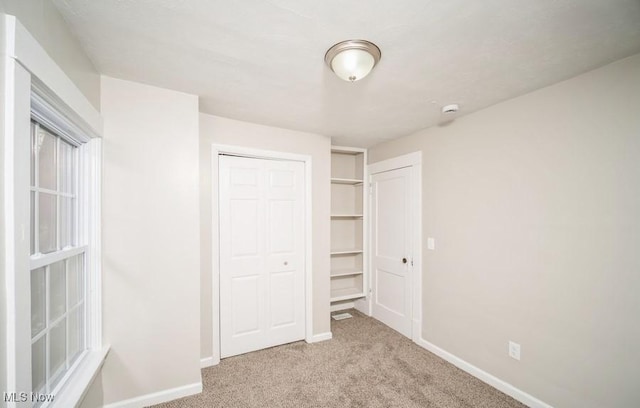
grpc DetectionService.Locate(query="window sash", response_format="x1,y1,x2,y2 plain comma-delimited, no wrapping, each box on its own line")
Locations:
30,248,88,398
29,117,88,401
31,122,80,258
30,246,87,271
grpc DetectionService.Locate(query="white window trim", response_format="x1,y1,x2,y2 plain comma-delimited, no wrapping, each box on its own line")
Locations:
3,14,107,408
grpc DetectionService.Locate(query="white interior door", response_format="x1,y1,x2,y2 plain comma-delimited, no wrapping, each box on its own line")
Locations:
219,155,305,358
371,166,413,337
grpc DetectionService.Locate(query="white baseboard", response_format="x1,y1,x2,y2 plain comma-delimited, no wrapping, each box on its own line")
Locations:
411,319,421,343
200,356,219,368
103,382,202,408
416,338,552,408
307,331,332,343
354,298,371,316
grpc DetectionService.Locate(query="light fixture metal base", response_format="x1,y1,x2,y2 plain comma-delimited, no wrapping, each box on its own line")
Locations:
324,39,382,67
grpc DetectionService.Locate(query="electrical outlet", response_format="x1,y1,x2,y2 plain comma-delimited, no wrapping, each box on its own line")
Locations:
427,237,435,250
508,341,521,361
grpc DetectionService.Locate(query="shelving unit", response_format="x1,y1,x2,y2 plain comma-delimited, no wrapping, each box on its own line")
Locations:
330,146,368,312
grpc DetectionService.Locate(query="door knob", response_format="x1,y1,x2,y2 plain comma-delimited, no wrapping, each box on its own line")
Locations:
402,258,407,264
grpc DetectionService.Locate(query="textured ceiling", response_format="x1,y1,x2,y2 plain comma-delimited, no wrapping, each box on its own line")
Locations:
54,0,640,147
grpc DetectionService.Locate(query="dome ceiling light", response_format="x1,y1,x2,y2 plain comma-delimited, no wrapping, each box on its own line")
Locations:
325,40,381,82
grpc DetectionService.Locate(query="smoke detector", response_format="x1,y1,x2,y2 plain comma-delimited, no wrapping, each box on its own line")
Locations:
442,104,459,114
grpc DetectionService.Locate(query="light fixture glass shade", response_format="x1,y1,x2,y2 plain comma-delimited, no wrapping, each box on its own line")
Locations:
331,49,375,82
325,40,381,82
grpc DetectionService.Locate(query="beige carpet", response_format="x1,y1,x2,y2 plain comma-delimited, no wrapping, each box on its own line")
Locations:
154,310,526,408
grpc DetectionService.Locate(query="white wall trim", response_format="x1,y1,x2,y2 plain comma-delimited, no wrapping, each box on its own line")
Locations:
2,14,104,407
52,346,110,408
85,138,103,350
416,337,553,408
200,356,215,369
213,144,314,163
308,332,332,343
3,43,32,406
367,151,422,344
329,145,363,154
210,144,314,364
7,16,102,138
368,151,421,175
103,382,202,408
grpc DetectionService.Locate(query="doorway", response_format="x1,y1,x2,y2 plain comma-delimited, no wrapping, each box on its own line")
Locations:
368,152,422,342
212,145,313,362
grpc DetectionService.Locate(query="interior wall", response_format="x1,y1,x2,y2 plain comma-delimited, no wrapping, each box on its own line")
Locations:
0,0,100,109
81,76,201,406
199,114,332,359
367,53,640,408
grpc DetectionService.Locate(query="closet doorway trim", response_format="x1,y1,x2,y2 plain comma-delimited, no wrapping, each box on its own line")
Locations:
209,144,313,366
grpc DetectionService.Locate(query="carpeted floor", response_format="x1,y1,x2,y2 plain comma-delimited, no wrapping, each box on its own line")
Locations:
154,310,526,408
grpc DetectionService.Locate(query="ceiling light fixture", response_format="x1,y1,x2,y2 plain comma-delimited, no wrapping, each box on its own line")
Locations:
325,40,381,82
442,104,459,114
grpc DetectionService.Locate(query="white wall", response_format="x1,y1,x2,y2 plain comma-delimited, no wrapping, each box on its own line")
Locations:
199,114,332,360
368,53,640,408
81,76,201,406
0,0,100,109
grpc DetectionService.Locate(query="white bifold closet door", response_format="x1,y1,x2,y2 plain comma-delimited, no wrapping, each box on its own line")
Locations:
219,155,305,358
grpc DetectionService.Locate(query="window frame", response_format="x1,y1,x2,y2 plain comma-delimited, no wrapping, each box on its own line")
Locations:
27,87,103,408
3,15,106,408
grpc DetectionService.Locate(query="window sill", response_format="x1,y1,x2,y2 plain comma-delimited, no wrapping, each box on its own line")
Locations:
50,345,110,408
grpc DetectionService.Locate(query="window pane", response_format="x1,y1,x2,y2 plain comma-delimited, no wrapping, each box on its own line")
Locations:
78,306,85,351
38,193,57,254
49,261,66,322
37,128,57,190
67,307,84,365
32,335,46,393
60,140,75,194
49,319,66,388
31,122,36,187
60,197,74,248
67,255,82,307
31,268,46,337
31,191,36,255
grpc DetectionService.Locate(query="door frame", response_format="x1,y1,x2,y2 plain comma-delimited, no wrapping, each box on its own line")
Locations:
210,144,313,365
367,151,422,343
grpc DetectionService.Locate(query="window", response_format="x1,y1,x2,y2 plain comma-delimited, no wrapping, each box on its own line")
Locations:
29,121,87,400
4,19,104,408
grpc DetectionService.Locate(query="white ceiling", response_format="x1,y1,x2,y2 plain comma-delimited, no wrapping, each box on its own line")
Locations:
54,0,640,147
